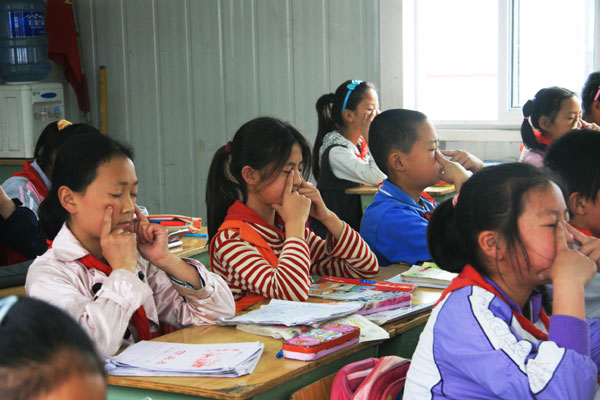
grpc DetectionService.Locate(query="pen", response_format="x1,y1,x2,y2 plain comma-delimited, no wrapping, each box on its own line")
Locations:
185,233,208,238
276,349,283,358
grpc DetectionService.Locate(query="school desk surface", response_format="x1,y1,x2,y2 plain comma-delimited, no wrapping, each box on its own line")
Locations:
107,265,440,400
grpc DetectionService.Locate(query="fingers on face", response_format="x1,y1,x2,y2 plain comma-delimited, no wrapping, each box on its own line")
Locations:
101,206,114,236
554,221,569,250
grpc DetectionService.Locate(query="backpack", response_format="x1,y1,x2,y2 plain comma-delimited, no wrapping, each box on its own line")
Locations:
331,356,411,400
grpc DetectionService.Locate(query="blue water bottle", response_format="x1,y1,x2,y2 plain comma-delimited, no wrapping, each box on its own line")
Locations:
0,0,51,82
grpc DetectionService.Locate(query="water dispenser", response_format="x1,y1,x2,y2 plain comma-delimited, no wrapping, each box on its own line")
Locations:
0,82,64,157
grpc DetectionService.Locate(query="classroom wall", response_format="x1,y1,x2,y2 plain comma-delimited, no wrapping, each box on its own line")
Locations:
71,0,380,218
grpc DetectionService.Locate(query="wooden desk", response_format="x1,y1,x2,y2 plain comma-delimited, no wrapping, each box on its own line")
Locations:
0,285,25,297
346,184,456,212
108,265,441,400
172,235,209,260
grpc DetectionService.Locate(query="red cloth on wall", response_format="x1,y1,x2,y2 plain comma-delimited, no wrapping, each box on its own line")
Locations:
46,0,90,113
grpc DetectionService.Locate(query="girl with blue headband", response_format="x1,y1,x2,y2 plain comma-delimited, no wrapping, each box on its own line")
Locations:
313,80,385,237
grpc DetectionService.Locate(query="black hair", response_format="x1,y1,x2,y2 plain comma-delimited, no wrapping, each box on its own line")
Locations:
313,80,376,179
521,86,577,151
368,109,428,175
0,296,105,399
427,163,554,275
581,71,600,120
38,127,134,240
544,129,600,203
206,117,311,239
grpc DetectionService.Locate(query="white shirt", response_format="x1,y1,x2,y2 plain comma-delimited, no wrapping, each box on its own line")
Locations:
320,131,386,185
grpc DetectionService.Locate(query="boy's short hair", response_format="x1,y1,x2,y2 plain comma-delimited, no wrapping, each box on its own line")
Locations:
544,129,600,202
368,109,428,175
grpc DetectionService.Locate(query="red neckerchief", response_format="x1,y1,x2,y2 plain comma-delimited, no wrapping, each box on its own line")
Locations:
520,129,552,152
78,254,155,341
356,137,369,160
224,201,285,234
572,225,599,238
436,265,550,340
421,192,436,220
12,161,48,198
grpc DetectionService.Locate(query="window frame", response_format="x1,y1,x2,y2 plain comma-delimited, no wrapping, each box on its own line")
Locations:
379,0,600,131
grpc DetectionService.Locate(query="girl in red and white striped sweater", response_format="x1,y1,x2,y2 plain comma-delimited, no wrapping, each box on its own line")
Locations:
206,117,379,307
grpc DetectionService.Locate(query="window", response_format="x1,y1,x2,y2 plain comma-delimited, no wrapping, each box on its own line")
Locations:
400,0,598,127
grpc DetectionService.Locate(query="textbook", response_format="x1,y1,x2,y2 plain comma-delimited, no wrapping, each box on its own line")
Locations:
309,277,413,315
282,323,360,361
396,262,457,288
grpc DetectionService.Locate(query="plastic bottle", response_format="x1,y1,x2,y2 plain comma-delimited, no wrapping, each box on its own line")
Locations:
0,0,51,82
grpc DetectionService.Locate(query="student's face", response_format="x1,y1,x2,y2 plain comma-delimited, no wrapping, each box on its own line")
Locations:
580,190,600,238
515,183,571,283
542,96,582,140
67,156,138,243
43,372,106,400
347,89,379,133
254,143,304,206
403,120,442,188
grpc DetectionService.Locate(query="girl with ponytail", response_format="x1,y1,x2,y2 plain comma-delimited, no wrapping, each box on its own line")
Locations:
405,162,600,398
312,80,385,236
519,86,590,167
27,128,234,356
206,117,378,310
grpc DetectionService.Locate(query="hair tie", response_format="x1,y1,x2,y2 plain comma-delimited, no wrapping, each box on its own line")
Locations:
57,119,72,131
452,193,459,208
225,141,232,154
594,85,600,102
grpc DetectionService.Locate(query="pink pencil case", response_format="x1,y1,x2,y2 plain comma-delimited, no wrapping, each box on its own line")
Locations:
282,323,360,361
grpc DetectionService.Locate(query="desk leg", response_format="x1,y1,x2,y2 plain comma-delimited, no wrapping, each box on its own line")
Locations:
108,386,207,400
359,194,375,214
378,324,426,359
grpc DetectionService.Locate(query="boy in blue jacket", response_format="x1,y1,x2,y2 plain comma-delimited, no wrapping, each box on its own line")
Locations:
360,109,483,265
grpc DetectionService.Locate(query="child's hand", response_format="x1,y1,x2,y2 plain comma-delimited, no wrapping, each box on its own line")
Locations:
133,205,173,269
297,176,344,239
580,119,600,131
361,108,379,141
435,150,472,192
297,178,328,221
441,150,485,173
271,170,311,238
565,223,600,270
100,206,137,272
549,222,596,287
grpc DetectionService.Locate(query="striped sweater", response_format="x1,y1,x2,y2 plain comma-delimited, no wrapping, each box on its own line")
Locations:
211,202,379,301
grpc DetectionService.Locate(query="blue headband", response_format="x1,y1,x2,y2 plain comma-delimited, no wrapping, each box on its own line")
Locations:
341,80,363,112
0,295,17,324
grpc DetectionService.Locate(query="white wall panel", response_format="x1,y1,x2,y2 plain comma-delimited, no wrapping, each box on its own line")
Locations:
74,0,381,218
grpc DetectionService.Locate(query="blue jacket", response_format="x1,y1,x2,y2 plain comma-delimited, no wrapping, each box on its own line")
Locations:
404,278,600,399
360,180,435,266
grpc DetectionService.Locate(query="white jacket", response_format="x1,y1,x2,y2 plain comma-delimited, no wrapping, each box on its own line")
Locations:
26,223,235,356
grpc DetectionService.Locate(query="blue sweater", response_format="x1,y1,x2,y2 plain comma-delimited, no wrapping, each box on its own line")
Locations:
360,180,435,266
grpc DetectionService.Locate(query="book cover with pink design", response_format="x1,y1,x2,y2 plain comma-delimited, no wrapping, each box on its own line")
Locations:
309,279,412,315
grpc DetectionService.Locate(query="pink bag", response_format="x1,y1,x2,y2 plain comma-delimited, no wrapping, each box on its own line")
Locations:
331,356,410,400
